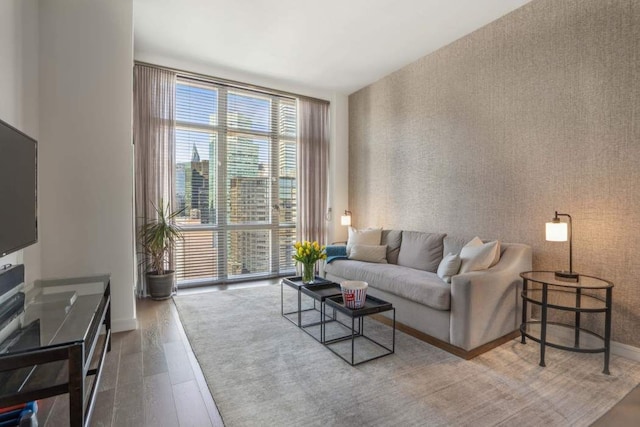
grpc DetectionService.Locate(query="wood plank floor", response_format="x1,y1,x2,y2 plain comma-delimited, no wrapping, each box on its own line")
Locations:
38,290,229,426
36,279,639,426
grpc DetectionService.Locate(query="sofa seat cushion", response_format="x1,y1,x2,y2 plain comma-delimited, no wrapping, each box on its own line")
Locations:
324,260,450,311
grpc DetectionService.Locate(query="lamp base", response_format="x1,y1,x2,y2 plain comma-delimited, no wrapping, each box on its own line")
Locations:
554,270,579,281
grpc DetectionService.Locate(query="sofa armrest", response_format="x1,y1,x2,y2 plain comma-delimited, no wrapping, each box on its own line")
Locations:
449,243,532,351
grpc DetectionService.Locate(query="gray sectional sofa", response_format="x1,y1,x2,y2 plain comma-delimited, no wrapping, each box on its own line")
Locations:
323,230,532,358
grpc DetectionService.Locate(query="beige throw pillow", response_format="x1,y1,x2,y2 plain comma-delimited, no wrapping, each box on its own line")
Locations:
346,227,382,256
349,244,388,264
459,237,501,274
437,252,461,283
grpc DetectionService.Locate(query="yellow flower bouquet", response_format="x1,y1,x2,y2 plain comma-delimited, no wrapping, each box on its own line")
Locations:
292,240,327,283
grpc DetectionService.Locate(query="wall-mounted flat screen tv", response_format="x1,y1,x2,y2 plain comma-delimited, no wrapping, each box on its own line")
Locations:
0,118,37,257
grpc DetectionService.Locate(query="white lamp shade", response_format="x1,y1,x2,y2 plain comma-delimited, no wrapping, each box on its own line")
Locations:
340,214,351,226
546,221,568,242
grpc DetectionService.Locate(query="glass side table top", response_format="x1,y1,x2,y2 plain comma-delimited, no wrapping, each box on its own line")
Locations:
520,271,613,289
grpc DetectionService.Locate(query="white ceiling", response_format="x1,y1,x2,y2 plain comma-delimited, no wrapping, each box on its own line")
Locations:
134,0,532,94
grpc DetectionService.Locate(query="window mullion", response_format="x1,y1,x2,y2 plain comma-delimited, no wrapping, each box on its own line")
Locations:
218,87,229,280
176,121,220,133
270,97,280,274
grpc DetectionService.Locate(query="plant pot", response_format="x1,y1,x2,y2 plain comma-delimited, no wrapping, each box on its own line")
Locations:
146,271,175,300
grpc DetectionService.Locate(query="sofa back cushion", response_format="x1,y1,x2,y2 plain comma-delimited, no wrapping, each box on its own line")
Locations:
381,230,402,264
444,235,506,257
443,235,471,257
346,227,382,256
397,231,446,272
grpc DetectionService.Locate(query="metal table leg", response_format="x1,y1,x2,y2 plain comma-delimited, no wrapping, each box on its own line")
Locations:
539,283,548,367
603,287,612,375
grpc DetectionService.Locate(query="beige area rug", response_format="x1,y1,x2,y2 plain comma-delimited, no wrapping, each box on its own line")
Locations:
173,285,640,427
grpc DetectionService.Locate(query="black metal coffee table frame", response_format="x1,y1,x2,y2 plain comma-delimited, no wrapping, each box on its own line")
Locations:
299,283,345,342
280,276,335,329
323,295,396,366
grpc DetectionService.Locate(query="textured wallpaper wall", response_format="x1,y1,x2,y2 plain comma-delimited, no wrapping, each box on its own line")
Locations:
349,0,640,347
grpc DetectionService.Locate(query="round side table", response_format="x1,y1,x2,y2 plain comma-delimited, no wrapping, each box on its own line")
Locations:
520,271,613,374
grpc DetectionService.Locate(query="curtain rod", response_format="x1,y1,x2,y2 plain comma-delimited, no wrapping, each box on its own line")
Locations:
134,61,330,105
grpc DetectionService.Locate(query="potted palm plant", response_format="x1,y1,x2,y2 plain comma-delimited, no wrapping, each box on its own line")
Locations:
138,201,184,300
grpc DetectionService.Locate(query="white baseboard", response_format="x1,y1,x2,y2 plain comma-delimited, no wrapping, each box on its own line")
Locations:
612,341,640,362
111,317,138,332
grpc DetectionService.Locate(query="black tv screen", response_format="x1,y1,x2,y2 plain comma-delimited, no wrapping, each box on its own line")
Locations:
0,118,37,257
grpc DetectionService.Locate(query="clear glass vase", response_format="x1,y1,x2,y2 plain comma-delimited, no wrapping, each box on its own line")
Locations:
302,261,316,284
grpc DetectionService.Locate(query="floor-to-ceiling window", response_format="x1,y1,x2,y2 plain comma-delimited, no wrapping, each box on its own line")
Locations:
173,77,297,286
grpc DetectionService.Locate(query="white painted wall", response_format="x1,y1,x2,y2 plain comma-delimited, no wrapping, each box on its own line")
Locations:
133,52,350,245
0,0,41,286
39,0,137,331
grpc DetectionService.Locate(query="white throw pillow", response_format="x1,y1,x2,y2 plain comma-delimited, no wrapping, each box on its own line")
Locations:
437,252,461,283
349,244,388,264
459,237,501,274
346,227,382,256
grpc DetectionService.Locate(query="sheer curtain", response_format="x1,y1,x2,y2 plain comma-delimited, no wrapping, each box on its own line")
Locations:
297,98,330,244
133,65,177,295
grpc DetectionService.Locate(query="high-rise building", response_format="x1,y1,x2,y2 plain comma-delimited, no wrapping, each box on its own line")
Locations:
188,144,211,223
227,135,261,178
228,176,270,275
174,144,218,282
175,163,187,213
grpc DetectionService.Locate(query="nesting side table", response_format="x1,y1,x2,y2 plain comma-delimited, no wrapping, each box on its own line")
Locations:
323,294,395,366
280,275,334,327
